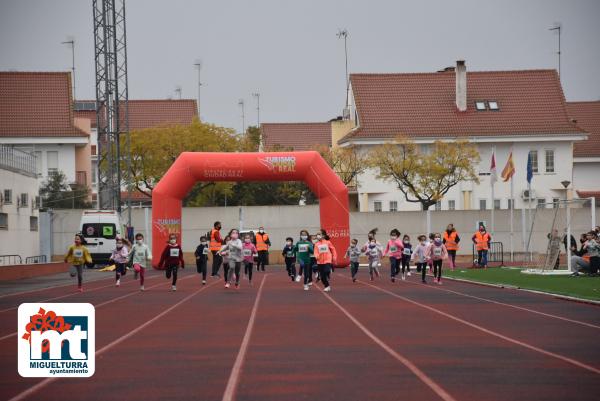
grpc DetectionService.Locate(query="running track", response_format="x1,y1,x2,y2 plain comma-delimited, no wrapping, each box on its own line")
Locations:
1,267,599,401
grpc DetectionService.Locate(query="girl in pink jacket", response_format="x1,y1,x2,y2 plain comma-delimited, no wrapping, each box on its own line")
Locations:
383,228,404,282
242,234,258,285
425,233,448,285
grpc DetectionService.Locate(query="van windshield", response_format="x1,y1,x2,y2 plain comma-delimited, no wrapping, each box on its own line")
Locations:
83,223,117,239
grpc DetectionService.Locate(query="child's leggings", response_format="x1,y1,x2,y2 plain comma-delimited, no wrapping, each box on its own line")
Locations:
369,260,379,277
318,263,331,287
139,266,145,285
401,255,410,273
227,261,242,284
302,261,312,285
74,265,83,286
244,262,254,281
350,261,359,278
115,262,125,281
433,259,443,279
417,263,426,281
389,257,400,277
165,265,178,285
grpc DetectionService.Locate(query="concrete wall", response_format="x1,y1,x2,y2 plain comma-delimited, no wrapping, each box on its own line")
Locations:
49,205,597,259
573,161,600,191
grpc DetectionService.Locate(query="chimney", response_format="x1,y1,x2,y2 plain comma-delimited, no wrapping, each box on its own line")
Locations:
455,60,467,112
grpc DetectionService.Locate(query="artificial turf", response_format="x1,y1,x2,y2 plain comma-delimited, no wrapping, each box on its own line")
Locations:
444,267,600,301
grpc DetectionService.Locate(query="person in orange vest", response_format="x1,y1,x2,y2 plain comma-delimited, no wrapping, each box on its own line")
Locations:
255,226,271,272
443,223,460,271
209,221,224,277
472,225,491,268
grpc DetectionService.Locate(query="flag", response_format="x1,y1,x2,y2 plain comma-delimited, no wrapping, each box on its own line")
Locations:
501,151,515,182
490,151,497,184
526,151,533,184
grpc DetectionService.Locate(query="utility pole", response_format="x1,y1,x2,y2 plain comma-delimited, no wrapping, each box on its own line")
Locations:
549,23,562,78
193,60,202,118
175,86,182,100
238,99,245,134
61,37,76,100
337,29,350,113
252,92,260,127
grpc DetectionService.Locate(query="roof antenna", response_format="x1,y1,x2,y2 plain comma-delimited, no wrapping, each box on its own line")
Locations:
337,29,350,117
549,22,562,79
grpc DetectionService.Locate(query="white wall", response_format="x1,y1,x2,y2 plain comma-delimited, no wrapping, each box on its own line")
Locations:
16,144,77,183
0,168,40,261
573,161,600,191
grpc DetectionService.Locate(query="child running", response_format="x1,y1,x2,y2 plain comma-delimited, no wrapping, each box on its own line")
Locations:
64,233,92,292
129,233,151,291
412,235,428,283
282,237,297,282
194,235,209,285
220,229,243,289
346,238,361,282
313,229,337,292
110,236,129,287
426,233,448,285
401,234,413,279
295,230,314,290
242,234,258,285
220,234,231,282
310,235,319,283
363,237,382,281
383,229,403,282
158,233,185,291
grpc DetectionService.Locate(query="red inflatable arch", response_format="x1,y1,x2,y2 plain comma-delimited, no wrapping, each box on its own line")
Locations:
151,151,350,268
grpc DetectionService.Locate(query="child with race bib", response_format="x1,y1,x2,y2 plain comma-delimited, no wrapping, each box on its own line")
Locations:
129,233,151,291
295,230,314,290
412,235,428,283
282,237,297,281
363,237,382,281
346,238,361,282
194,235,209,285
401,234,413,279
64,233,92,292
313,229,337,292
242,234,258,285
383,228,403,282
425,233,448,285
110,236,129,288
220,230,243,289
158,233,185,291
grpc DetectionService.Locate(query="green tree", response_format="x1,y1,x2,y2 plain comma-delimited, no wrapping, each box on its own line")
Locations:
39,171,92,209
312,144,367,186
367,137,480,210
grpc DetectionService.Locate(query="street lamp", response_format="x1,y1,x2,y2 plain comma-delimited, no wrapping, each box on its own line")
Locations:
561,180,571,272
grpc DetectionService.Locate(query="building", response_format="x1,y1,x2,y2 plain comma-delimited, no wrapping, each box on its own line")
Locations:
0,72,92,194
262,61,589,212
0,145,40,262
260,122,333,150
566,101,600,203
73,99,198,199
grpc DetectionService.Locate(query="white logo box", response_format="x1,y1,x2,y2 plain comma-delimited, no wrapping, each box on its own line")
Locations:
18,303,95,377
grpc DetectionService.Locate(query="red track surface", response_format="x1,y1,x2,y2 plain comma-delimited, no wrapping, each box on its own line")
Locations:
1,267,599,401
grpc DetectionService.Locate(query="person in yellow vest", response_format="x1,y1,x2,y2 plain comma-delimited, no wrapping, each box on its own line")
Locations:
210,221,224,277
443,223,460,271
255,226,271,272
472,225,491,268
64,233,92,292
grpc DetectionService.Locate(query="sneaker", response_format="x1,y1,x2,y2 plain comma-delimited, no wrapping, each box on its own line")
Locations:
422,279,427,284
324,286,331,292
370,276,374,281
116,279,120,287
295,275,301,282
202,280,206,285
171,285,177,291
235,283,240,290
308,282,313,286
391,277,396,283
352,278,357,283
140,285,145,291
437,279,442,285
407,271,411,277
225,283,230,289
401,274,406,281
78,286,83,293
304,284,309,291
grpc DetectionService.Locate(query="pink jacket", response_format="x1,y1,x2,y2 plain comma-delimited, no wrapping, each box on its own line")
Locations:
383,239,404,258
425,243,448,261
242,242,257,263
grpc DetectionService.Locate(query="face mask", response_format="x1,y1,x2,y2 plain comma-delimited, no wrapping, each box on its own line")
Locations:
391,236,397,240
351,244,357,248
403,240,409,244
434,238,442,245
74,240,81,245
286,241,292,246
201,241,207,245
169,239,176,245
316,235,322,240
300,235,308,240
420,241,425,245
116,243,123,248
244,238,251,243
231,233,239,240
312,239,318,244
136,239,143,245
369,243,375,248
259,229,264,233
479,228,484,232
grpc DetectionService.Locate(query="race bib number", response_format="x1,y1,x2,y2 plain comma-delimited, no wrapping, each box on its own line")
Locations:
403,248,411,256
318,245,329,254
389,246,397,253
73,249,83,258
287,251,294,257
298,244,309,253
433,248,442,257
370,248,378,256
243,249,252,257
203,247,209,255
170,248,180,257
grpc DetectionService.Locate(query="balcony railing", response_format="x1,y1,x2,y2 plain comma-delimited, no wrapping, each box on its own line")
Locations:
0,145,37,177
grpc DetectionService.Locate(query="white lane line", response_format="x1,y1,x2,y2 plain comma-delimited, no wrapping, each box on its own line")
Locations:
317,287,457,401
7,279,220,401
356,278,600,375
0,274,197,341
222,274,268,401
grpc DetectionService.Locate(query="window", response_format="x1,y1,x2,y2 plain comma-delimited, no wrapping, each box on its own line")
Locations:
545,149,555,173
537,198,546,208
435,201,442,211
488,101,499,110
530,150,538,173
91,145,97,156
30,216,38,231
448,200,456,210
35,196,41,209
389,201,398,212
20,193,28,207
34,151,42,175
479,199,487,210
475,101,486,111
3,189,12,204
373,201,382,212
494,199,501,210
553,198,560,208
0,213,7,229
507,199,514,210
47,151,58,175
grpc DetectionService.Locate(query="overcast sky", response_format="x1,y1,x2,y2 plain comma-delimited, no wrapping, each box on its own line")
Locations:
1,0,599,132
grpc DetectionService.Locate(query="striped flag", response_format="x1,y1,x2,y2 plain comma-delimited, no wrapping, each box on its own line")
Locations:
490,151,497,184
501,151,515,182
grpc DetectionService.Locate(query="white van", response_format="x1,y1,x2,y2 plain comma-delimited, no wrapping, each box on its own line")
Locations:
79,210,123,265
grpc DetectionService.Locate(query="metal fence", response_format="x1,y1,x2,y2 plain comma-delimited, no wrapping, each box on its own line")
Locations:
0,255,23,266
25,255,47,264
472,241,504,267
0,145,37,177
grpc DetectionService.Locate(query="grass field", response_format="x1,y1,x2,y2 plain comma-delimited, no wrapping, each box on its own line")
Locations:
444,267,600,301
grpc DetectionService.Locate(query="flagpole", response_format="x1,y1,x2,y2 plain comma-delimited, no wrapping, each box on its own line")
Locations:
491,147,495,235
510,176,514,262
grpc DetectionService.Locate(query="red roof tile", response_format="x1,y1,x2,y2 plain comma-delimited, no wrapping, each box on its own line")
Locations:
74,99,198,130
566,101,600,158
576,191,600,203
0,72,88,137
341,69,583,144
261,122,331,150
